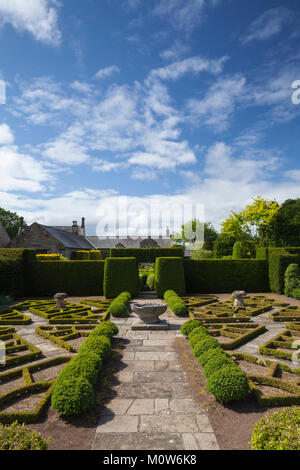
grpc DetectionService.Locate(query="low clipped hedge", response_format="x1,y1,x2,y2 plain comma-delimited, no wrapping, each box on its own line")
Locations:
184,259,269,293
28,260,105,297
164,290,188,317
250,407,300,450
155,257,186,298
108,292,131,317
104,257,138,299
51,320,118,416
0,422,50,450
71,251,90,260
90,250,102,260
181,319,250,403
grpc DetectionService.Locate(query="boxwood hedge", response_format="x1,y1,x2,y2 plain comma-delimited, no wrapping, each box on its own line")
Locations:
104,257,138,299
155,257,186,298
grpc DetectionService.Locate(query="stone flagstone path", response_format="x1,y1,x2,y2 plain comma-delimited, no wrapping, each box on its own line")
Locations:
92,296,219,451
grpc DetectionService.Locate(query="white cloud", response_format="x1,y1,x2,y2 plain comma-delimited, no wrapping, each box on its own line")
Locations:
41,125,90,165
0,123,14,145
242,7,293,44
70,81,93,95
0,144,50,192
160,40,190,61
0,0,61,46
187,75,246,131
94,65,120,80
154,0,207,33
148,55,228,82
92,159,124,173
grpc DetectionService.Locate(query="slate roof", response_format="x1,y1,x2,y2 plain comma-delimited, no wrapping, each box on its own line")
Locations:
87,236,172,249
40,225,96,250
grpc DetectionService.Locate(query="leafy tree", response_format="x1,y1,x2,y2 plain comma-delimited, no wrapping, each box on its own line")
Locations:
0,208,24,239
172,220,218,250
221,197,280,246
269,199,300,247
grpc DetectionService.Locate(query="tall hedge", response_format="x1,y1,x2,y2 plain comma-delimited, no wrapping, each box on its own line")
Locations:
184,259,269,293
267,248,300,294
28,260,105,297
0,249,36,297
103,257,138,299
110,248,184,264
154,257,186,298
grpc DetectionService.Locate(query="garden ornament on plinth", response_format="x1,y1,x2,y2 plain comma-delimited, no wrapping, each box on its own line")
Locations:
54,292,68,309
232,290,247,310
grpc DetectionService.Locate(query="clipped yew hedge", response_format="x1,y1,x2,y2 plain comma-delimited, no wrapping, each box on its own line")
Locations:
184,259,269,294
0,249,36,298
104,257,138,299
154,257,186,298
28,260,105,297
110,248,184,264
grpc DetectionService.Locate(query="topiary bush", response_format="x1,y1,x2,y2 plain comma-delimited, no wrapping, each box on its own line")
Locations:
91,320,119,339
146,274,155,290
203,355,234,378
284,263,300,297
188,325,209,340
250,407,300,450
191,249,214,260
206,365,250,403
155,258,186,298
181,319,203,337
0,422,50,450
189,332,210,349
198,347,229,367
71,251,90,260
90,250,102,260
163,290,188,316
51,375,94,416
192,337,220,357
107,292,131,318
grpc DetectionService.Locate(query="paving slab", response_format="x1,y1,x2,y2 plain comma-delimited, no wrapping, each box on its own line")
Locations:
92,432,184,451
96,415,139,433
140,415,200,433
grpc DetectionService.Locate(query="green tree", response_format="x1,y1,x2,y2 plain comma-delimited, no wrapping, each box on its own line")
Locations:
172,220,218,250
221,197,280,246
0,208,24,239
269,199,300,247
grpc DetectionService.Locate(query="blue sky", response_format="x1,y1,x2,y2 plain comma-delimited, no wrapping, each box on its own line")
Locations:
0,0,300,236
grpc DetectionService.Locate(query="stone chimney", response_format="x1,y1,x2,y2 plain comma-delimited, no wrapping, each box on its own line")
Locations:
72,221,79,236
17,217,25,237
80,217,86,237
166,226,170,238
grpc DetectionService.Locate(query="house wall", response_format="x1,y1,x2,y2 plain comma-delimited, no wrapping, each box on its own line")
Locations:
13,223,64,254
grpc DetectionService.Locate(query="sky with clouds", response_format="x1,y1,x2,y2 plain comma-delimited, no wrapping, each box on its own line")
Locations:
0,0,300,236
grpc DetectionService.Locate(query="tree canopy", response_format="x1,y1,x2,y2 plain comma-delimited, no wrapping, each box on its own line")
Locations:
269,199,300,247
171,220,218,250
0,207,24,239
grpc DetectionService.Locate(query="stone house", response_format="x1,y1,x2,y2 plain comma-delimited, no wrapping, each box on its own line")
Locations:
13,218,96,259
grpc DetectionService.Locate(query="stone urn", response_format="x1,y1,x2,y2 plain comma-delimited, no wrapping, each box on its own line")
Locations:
54,292,68,309
131,302,167,324
232,290,247,309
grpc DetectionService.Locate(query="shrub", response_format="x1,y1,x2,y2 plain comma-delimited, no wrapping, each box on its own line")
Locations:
267,247,300,293
71,251,90,260
0,422,50,450
203,355,234,378
163,290,188,316
90,250,102,260
91,320,119,339
108,292,131,318
206,365,249,403
184,259,269,294
284,263,300,297
188,325,209,340
180,319,203,337
191,249,214,260
198,347,229,367
104,258,138,298
192,337,220,357
155,258,186,298
232,241,256,259
250,407,300,450
36,253,61,260
51,376,94,416
189,332,209,349
51,320,117,416
146,274,155,290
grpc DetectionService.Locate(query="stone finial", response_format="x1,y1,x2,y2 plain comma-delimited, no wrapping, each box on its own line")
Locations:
81,217,86,237
54,292,68,309
72,221,79,236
